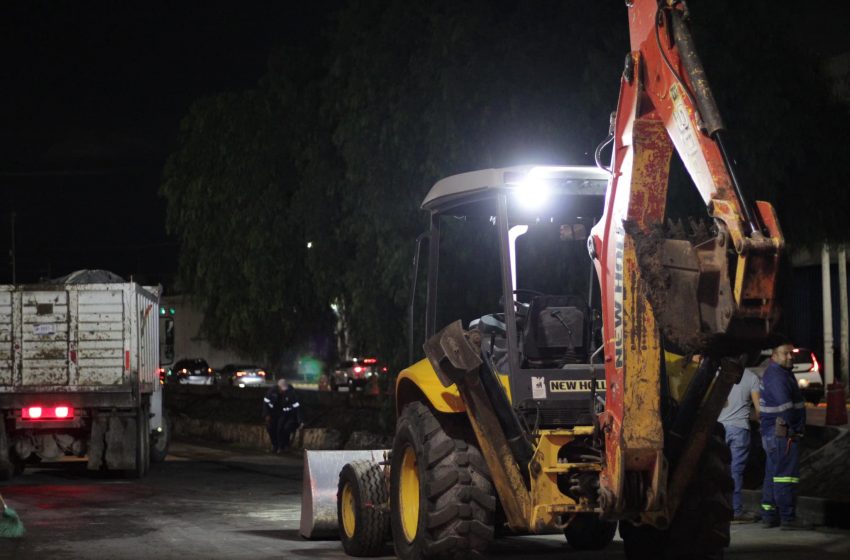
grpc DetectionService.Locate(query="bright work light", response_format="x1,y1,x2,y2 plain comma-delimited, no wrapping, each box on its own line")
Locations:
512,169,551,209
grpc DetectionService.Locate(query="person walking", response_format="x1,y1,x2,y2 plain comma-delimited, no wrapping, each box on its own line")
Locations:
263,379,303,453
759,342,808,530
719,366,761,523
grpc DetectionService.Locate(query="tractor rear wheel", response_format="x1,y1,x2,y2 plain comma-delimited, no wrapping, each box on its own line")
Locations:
620,426,733,560
390,401,495,560
338,460,389,557
564,513,617,550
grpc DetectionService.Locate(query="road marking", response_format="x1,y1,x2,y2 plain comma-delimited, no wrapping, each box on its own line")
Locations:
226,507,301,522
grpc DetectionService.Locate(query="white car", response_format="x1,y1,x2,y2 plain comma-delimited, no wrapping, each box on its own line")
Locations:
749,347,823,404
170,358,215,386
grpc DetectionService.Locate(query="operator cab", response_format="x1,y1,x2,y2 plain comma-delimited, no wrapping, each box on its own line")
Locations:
417,165,609,429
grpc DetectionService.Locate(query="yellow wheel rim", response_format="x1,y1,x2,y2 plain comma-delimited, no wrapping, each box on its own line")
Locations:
399,445,420,542
341,481,356,538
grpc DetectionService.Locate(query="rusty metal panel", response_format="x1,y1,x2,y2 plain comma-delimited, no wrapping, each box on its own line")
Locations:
0,288,12,386
76,288,124,386
21,291,70,386
0,282,159,393
136,286,159,387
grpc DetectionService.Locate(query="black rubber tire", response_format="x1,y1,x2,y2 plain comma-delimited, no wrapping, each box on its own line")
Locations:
337,460,389,557
390,401,495,560
129,406,150,479
564,513,617,550
620,426,733,560
0,426,13,481
150,408,171,463
10,449,26,476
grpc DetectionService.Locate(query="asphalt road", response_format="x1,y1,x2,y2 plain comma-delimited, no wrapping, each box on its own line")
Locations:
1,441,849,560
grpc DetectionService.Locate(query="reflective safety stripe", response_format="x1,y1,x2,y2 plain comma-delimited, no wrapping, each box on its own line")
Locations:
761,400,804,413
773,476,800,483
761,504,776,511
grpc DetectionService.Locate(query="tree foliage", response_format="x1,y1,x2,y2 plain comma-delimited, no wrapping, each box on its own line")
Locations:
161,0,850,366
161,69,334,362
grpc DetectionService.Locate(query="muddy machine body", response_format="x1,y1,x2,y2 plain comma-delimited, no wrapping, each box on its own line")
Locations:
305,2,783,558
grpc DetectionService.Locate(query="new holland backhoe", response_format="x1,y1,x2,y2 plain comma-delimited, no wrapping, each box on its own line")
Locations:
299,1,783,558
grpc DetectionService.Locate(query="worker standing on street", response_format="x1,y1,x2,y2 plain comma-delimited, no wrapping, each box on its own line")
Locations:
263,379,303,453
718,366,761,523
760,342,808,530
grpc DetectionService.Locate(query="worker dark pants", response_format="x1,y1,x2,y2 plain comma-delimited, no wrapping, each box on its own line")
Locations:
268,414,298,451
724,425,750,516
278,415,298,450
266,415,282,451
761,433,800,523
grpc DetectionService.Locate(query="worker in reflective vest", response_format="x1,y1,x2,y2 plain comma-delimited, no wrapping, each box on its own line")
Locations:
759,343,807,530
263,378,303,453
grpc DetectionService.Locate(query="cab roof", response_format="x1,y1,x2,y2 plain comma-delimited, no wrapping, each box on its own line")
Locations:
421,165,610,213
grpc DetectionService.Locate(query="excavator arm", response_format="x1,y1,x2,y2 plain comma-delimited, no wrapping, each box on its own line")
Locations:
590,0,783,523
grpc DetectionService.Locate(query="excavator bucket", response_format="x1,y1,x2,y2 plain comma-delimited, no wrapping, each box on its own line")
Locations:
299,449,389,539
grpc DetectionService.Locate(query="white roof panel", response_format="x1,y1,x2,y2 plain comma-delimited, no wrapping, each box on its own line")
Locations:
422,165,610,211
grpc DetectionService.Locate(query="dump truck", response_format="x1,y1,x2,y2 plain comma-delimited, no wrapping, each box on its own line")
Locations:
301,1,783,558
0,270,170,479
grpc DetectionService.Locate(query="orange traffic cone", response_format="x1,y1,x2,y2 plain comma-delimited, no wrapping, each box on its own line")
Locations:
825,383,848,426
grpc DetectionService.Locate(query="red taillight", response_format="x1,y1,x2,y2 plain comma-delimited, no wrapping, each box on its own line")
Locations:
810,353,820,372
353,366,363,373
258,370,266,377
236,371,246,377
382,367,388,372
363,358,377,364
22,406,74,420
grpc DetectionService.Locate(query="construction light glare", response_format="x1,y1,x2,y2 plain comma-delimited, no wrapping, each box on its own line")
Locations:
514,177,550,209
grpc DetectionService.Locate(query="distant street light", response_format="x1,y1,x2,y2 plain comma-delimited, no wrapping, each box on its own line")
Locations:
306,241,313,249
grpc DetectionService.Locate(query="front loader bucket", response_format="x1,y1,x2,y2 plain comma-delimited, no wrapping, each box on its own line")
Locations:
299,449,388,539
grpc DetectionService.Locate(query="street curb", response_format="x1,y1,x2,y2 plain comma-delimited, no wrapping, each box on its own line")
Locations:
742,489,850,528
171,415,389,452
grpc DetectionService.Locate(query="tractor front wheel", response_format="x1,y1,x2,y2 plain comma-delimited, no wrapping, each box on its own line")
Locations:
337,460,389,557
564,513,617,550
620,426,733,560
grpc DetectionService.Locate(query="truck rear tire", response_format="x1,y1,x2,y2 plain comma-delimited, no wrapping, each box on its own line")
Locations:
0,426,13,481
130,407,150,479
564,514,617,550
390,401,495,560
620,427,733,560
338,460,389,557
150,408,171,463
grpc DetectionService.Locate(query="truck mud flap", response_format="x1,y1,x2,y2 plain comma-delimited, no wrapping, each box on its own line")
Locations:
87,414,138,471
300,449,388,539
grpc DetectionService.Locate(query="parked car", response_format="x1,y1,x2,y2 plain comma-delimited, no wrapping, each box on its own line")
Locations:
749,347,823,404
330,358,387,391
170,358,215,386
220,364,268,388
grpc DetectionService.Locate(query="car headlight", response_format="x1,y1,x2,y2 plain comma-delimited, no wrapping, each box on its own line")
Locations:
798,378,809,388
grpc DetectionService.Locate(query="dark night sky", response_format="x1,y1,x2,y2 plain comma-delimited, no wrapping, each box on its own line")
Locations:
0,1,339,286
1,1,847,288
